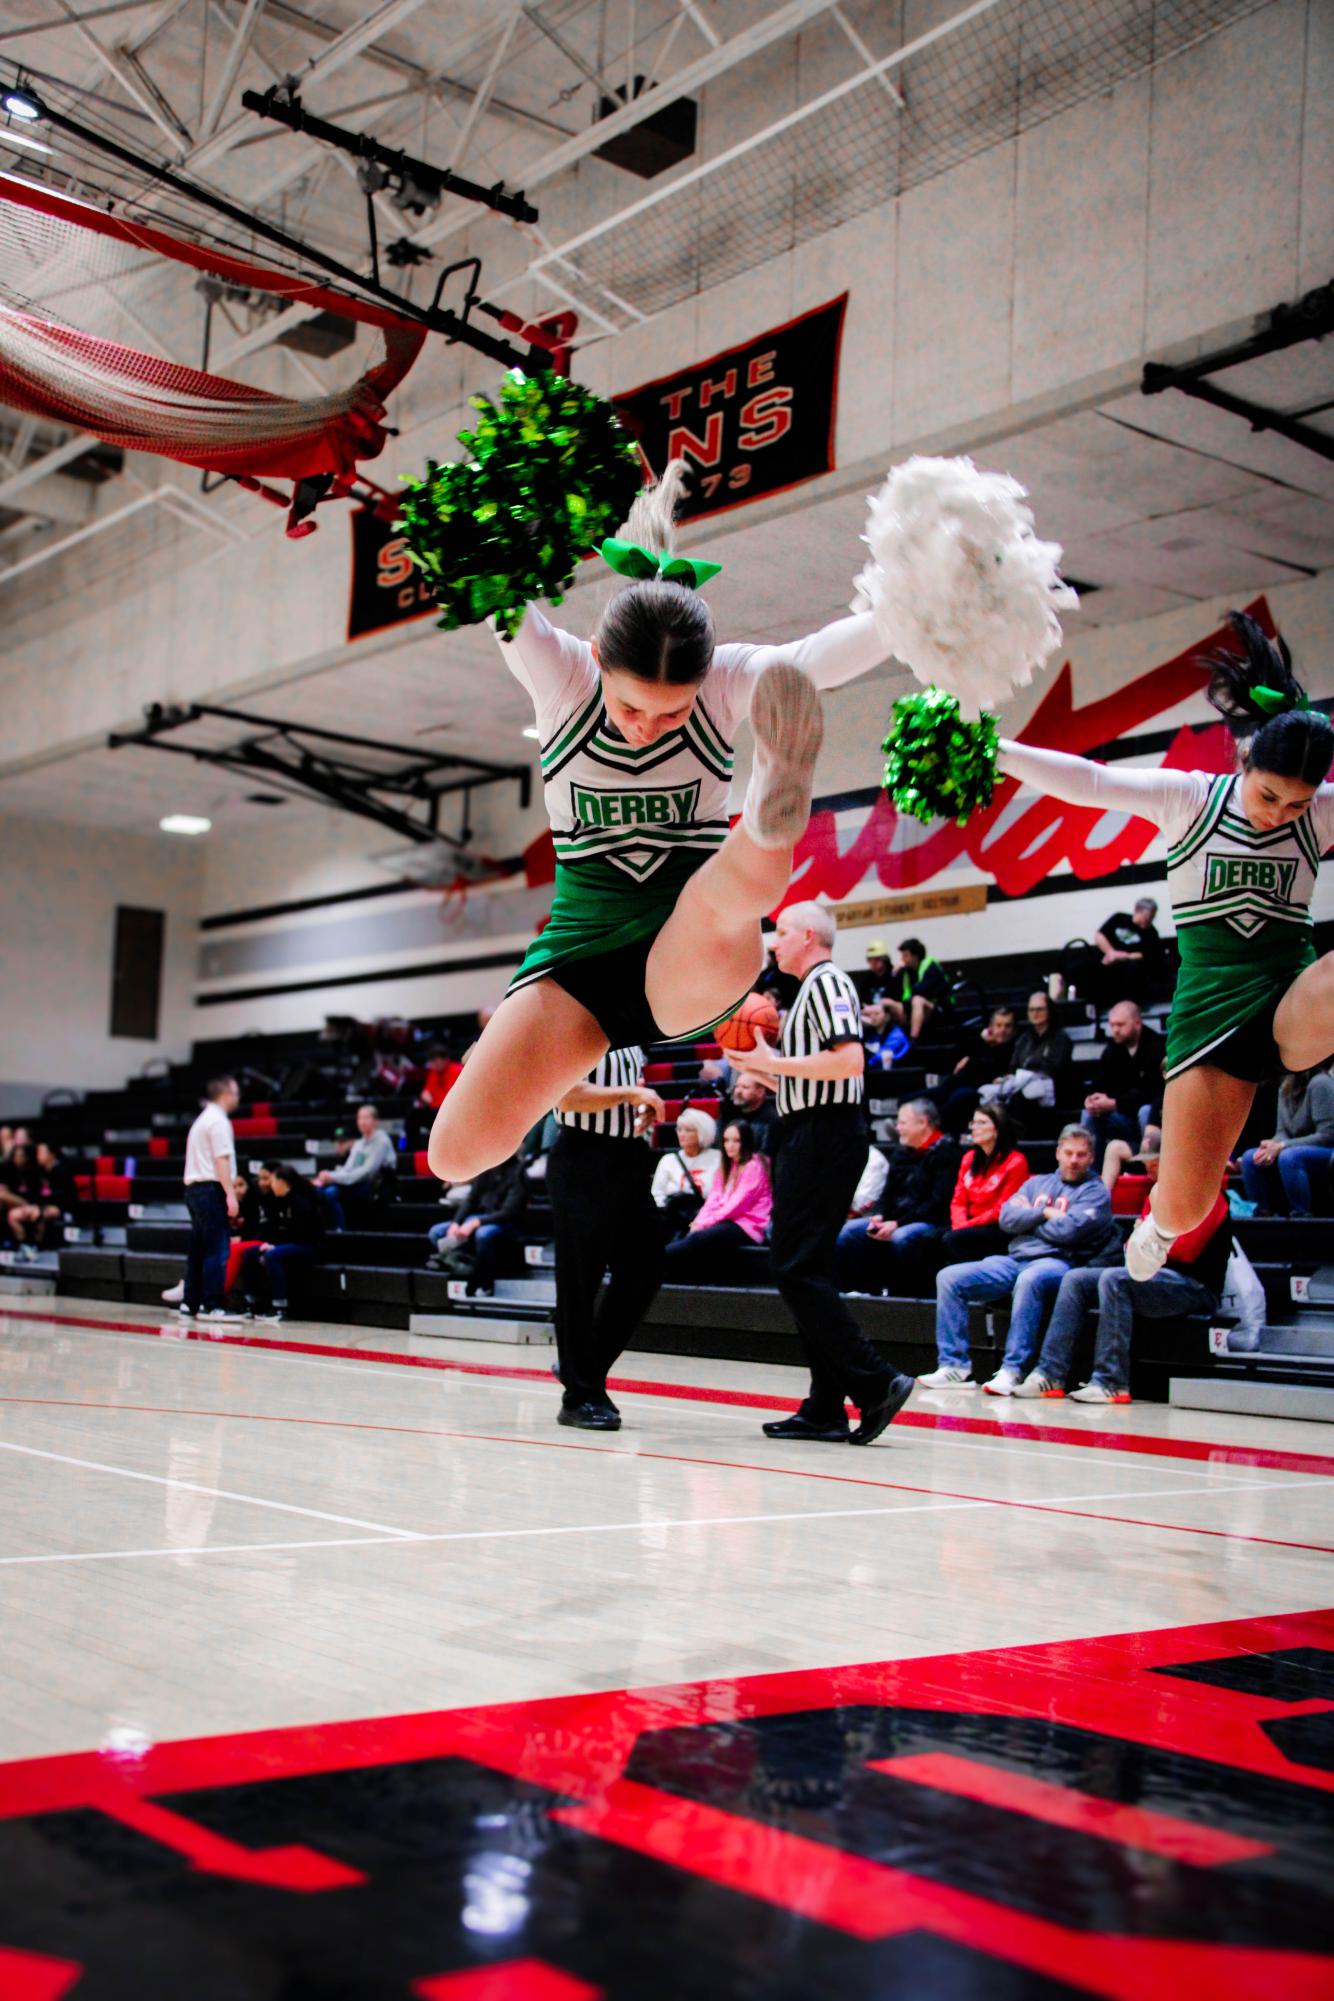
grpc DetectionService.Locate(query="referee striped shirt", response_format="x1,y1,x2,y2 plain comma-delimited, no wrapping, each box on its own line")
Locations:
777,961,864,1117
555,1045,646,1138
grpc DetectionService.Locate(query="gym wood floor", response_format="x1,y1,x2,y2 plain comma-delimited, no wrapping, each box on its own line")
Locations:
1,1298,1330,1998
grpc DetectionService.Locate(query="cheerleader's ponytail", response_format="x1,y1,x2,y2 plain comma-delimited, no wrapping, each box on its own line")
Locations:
1204,610,1333,785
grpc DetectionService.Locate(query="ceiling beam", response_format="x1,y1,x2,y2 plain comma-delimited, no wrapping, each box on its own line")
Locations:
199,0,266,140
0,1,157,46
45,0,195,153
0,433,100,508
412,0,841,252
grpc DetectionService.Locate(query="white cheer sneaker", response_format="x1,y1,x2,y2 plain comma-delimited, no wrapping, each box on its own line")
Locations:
917,1366,975,1389
742,661,824,850
1125,1212,1176,1281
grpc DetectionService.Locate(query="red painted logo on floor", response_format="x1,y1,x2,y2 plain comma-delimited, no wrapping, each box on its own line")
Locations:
1,1606,1331,1997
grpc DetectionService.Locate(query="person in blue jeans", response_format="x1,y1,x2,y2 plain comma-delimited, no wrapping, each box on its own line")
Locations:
920,1125,1118,1397
241,1161,324,1324
1239,1061,1334,1216
427,1153,528,1296
1015,1184,1231,1405
835,1098,958,1295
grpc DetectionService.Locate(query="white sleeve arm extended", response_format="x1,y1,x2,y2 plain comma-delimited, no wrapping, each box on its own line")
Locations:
493,602,596,714
997,739,1207,835
712,613,889,730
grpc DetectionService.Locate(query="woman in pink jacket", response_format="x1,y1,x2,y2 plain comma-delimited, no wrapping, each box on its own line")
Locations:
663,1121,772,1282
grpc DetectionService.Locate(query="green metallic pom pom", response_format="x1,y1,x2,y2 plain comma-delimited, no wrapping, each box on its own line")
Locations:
396,371,643,640
881,688,999,826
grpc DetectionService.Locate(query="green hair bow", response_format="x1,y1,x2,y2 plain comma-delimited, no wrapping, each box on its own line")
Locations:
1252,684,1313,718
600,536,722,590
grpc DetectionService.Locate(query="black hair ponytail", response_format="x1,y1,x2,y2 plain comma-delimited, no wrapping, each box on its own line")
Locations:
1204,610,1333,785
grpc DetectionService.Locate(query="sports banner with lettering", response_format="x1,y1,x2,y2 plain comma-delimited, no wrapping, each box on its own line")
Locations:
613,294,847,519
347,504,437,642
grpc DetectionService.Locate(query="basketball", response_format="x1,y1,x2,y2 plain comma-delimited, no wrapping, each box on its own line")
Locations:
715,991,780,1052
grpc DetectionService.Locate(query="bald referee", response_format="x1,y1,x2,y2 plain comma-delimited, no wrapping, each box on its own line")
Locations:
547,1047,666,1432
737,901,915,1446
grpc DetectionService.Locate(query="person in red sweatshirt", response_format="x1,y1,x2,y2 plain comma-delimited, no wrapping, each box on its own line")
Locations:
937,1105,1030,1266
1015,1137,1231,1404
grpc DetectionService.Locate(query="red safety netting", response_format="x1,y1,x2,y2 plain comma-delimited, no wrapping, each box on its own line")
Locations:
0,171,426,481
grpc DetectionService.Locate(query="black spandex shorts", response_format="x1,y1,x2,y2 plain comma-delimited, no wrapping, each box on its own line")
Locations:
550,937,748,1051
1197,992,1284,1086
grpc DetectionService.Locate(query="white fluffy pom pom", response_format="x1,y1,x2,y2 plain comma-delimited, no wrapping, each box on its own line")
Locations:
851,455,1078,718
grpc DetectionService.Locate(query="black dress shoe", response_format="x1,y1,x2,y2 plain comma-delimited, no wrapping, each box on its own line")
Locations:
850,1372,915,1446
762,1414,851,1443
558,1400,622,1431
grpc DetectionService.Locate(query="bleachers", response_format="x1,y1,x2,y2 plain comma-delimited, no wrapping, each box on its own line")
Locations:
6,951,1330,1407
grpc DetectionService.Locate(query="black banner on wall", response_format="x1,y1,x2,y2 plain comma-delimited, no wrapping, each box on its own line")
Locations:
613,294,846,520
347,506,437,642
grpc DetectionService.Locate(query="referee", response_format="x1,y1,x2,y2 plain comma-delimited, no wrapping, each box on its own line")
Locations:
738,900,914,1446
547,1047,666,1432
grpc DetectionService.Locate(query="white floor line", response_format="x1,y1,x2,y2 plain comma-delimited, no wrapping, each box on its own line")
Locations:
5,1469,1329,1573
0,1440,424,1539
12,1319,1329,1492
0,1533,404,1567
1,1498,994,1569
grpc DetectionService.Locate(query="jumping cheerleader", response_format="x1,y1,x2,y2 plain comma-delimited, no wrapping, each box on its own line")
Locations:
995,613,1334,1278
428,464,891,1183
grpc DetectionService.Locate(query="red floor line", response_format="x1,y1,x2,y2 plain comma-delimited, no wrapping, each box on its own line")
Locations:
4,1395,1331,1557
10,1306,1334,1479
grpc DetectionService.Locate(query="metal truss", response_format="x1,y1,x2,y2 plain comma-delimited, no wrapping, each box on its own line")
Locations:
107,701,532,850
1142,281,1334,467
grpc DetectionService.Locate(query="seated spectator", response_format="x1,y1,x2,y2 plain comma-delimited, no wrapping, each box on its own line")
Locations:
720,1072,777,1153
1093,897,1164,1006
312,1104,395,1229
163,1166,271,1308
834,1098,959,1295
979,992,1071,1111
854,939,895,1008
1240,1061,1334,1217
882,937,951,1042
650,1108,721,1239
934,1106,1030,1267
859,1006,912,1072
0,1133,30,1242
1017,1149,1231,1404
920,1125,1117,1394
663,1121,772,1281
427,1151,528,1296
3,1140,78,1257
240,1162,325,1324
938,1006,1018,1130
1080,1001,1164,1165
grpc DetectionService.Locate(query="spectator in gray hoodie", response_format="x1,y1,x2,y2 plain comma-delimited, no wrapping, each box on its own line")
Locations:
1240,1062,1334,1217
312,1104,396,1230
920,1125,1117,1396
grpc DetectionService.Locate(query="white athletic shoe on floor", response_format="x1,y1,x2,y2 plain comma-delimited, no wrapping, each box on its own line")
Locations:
1013,1370,1063,1399
161,1280,184,1305
197,1307,241,1323
982,1368,1022,1397
1125,1211,1176,1281
742,661,823,850
1069,1381,1131,1404
917,1365,975,1389
176,1302,195,1320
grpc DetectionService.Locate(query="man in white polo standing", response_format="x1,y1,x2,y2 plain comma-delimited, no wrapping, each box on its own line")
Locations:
182,1076,240,1321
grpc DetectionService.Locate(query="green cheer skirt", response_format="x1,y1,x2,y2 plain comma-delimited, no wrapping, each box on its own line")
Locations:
1165,917,1314,1078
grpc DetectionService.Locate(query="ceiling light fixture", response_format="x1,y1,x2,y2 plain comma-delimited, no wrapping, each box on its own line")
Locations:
2,87,44,122
159,813,212,836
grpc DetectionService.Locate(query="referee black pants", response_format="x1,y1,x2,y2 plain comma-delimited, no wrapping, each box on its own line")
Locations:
547,1127,664,1407
771,1105,887,1422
